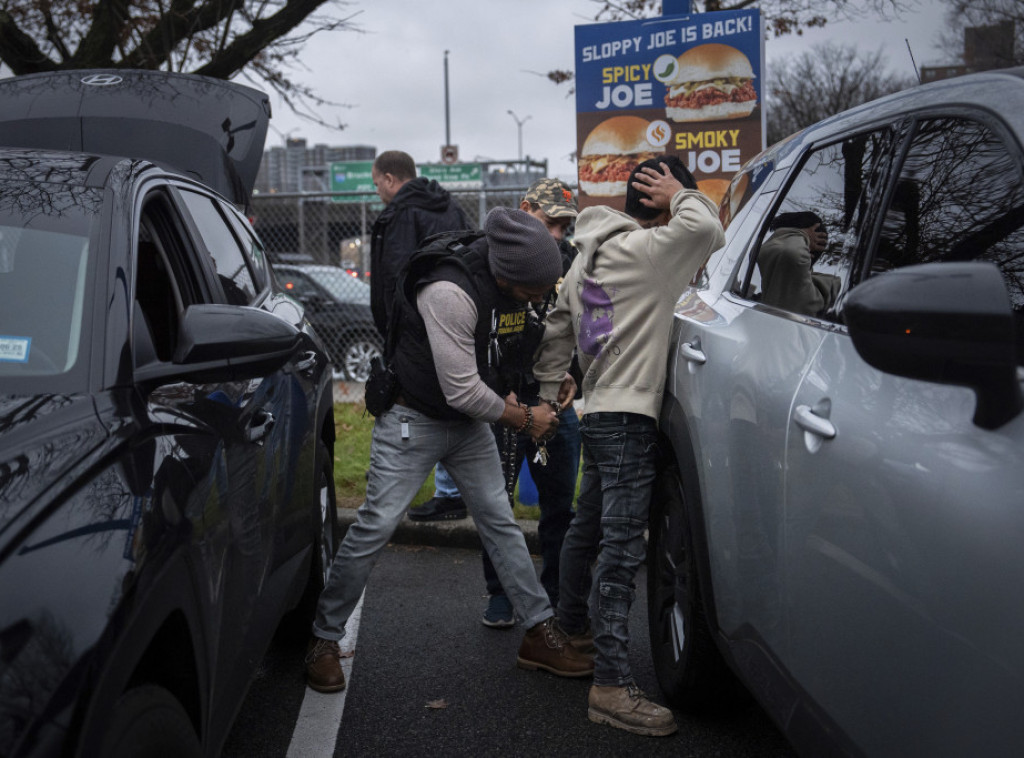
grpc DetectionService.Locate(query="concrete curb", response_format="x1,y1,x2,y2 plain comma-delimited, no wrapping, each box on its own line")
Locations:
336,507,540,553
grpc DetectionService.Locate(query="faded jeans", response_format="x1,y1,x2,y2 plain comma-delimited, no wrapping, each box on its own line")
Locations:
557,412,659,687
314,404,553,640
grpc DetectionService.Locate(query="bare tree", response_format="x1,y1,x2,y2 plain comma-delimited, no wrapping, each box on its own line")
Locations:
590,0,914,38
935,0,1023,68
0,1,363,128
765,41,915,145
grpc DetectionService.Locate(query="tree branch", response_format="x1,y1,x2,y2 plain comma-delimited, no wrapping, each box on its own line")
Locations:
70,0,132,66
195,0,340,79
0,9,56,73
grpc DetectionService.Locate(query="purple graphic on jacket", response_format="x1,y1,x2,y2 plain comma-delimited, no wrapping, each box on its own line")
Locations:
580,276,614,357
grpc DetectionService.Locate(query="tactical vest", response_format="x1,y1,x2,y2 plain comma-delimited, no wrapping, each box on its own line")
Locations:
392,238,543,420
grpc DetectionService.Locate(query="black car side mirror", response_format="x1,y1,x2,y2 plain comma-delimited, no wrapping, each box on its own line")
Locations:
136,303,301,386
845,262,1022,430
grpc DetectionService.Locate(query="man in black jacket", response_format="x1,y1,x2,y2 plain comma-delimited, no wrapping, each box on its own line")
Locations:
370,150,471,521
369,150,470,337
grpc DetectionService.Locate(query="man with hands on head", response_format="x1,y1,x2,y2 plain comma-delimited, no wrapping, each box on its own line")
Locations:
533,155,725,737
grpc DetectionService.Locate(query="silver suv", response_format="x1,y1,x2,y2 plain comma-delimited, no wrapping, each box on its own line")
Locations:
650,67,1024,757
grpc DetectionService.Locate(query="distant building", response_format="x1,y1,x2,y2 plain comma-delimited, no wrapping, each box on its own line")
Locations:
921,21,1016,83
256,138,375,194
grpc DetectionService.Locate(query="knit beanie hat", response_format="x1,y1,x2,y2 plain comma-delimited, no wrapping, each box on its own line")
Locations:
484,207,562,287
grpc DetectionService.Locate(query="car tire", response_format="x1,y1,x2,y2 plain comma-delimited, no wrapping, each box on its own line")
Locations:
647,462,745,711
99,684,201,758
335,335,382,383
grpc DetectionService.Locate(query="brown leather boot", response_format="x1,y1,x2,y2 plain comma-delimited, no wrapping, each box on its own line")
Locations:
305,636,346,692
588,682,677,736
516,617,594,678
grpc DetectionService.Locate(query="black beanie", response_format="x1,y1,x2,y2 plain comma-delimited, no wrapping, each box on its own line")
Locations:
484,207,562,287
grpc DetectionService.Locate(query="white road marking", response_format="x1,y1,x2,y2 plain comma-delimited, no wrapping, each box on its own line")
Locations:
286,592,364,758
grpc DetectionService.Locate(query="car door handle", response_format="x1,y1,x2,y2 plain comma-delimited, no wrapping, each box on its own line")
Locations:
793,403,836,440
295,350,318,376
245,409,275,444
680,340,706,365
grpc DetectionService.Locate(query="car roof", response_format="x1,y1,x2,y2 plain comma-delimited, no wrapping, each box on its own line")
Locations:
763,66,1024,171
0,69,270,207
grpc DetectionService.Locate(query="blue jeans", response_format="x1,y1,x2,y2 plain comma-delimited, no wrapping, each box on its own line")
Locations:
483,406,580,604
558,412,659,687
314,404,553,640
433,462,460,498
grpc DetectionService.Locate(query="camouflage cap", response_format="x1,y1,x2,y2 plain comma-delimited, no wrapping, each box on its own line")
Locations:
524,178,578,219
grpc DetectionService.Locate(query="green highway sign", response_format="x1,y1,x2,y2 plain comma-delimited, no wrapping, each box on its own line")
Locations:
330,161,378,204
420,163,483,188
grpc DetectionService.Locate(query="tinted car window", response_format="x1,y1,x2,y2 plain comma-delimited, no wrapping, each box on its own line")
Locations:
737,130,891,322
278,270,320,300
223,202,269,291
178,189,256,305
873,116,1024,360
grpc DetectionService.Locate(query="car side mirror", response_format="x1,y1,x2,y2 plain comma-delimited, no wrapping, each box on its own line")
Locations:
136,303,301,386
844,262,1022,430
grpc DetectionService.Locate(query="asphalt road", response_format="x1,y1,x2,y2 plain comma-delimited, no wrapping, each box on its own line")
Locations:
223,542,797,757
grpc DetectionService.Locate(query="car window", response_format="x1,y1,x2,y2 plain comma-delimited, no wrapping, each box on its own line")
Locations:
735,129,892,322
222,202,270,292
870,116,1024,361
278,270,320,301
178,189,257,305
133,193,207,366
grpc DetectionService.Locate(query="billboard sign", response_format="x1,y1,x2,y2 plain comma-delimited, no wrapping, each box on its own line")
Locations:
574,9,764,211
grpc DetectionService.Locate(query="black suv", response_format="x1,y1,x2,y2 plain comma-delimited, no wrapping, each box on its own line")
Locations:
0,70,338,757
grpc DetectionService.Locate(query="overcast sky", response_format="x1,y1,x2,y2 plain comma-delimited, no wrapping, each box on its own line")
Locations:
261,0,951,182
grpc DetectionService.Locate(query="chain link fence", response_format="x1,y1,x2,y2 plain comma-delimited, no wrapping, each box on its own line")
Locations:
251,186,571,382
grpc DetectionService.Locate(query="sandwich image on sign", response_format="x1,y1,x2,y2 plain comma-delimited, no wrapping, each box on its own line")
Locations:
578,115,658,197
663,43,757,122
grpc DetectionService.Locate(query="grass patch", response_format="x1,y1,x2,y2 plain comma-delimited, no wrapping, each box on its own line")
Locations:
331,402,565,518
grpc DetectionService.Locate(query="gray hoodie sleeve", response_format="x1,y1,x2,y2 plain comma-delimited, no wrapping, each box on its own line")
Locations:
417,281,506,422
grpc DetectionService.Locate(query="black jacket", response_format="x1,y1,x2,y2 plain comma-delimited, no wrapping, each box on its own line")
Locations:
370,177,469,336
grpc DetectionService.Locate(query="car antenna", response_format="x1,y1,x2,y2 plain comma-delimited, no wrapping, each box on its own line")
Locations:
905,39,922,84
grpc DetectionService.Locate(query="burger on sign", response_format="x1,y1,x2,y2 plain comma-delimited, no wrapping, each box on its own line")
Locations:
662,43,757,122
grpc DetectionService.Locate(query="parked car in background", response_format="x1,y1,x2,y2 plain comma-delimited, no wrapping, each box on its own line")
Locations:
0,69,338,758
650,67,1024,757
273,264,382,382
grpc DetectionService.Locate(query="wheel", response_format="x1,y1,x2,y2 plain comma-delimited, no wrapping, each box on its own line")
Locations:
647,463,745,711
282,438,339,638
335,335,381,382
99,684,201,758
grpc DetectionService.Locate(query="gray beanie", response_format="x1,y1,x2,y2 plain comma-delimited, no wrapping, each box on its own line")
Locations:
484,207,562,287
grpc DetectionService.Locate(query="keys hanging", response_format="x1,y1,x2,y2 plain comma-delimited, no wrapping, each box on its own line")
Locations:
533,442,549,467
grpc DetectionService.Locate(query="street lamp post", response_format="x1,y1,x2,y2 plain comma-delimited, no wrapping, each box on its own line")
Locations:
507,109,531,164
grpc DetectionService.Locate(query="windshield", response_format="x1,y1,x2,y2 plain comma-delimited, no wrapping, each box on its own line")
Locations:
303,267,371,304
0,183,99,387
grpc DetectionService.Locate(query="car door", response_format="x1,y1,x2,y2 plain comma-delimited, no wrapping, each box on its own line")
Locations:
173,186,311,716
678,129,893,652
784,114,1024,756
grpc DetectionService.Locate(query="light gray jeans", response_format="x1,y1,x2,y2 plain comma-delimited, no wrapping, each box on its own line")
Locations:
313,403,553,640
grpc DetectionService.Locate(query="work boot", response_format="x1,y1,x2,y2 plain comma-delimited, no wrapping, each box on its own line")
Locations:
516,617,594,678
305,636,346,693
588,682,678,736
407,495,468,521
